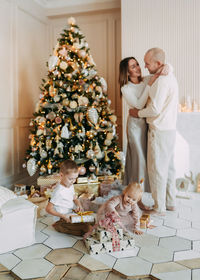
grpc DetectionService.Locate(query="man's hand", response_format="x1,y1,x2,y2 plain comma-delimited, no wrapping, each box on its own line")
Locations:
129,108,139,118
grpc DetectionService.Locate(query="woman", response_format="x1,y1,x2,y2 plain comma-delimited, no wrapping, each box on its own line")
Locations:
119,57,163,195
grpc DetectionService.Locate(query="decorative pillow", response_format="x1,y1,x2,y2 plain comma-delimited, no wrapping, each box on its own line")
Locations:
0,186,17,208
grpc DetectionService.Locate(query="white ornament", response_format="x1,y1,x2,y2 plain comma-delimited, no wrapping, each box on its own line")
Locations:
87,108,98,125
40,150,47,158
78,96,89,106
60,61,68,70
68,17,76,25
87,69,97,79
27,158,37,176
77,127,85,138
48,56,59,71
36,129,43,136
100,77,107,92
79,50,86,58
54,95,60,102
86,149,95,159
61,124,69,139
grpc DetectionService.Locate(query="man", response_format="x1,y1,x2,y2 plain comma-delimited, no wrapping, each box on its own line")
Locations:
130,48,179,214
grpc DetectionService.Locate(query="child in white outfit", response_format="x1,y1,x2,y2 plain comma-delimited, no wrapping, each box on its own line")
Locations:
46,159,94,236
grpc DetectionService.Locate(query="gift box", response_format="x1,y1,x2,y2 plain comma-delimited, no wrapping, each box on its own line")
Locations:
140,214,150,229
96,227,123,243
37,174,60,186
84,236,113,255
74,182,100,197
70,211,95,223
120,233,135,250
79,192,95,200
84,231,135,255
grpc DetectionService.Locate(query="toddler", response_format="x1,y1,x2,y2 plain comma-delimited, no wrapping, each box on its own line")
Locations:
97,181,144,235
46,159,93,236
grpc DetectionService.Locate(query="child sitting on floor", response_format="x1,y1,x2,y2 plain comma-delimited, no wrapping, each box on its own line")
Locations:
97,181,144,235
45,159,94,236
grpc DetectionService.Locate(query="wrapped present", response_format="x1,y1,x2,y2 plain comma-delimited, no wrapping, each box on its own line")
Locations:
140,214,150,229
120,233,135,250
37,173,60,186
84,232,135,255
74,182,100,196
84,236,113,255
70,211,95,223
14,184,27,195
79,192,95,200
96,227,123,243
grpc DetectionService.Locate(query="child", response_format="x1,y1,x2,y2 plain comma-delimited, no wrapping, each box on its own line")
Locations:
97,181,144,235
45,159,93,236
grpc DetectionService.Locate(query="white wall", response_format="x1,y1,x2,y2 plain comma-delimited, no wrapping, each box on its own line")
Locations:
121,0,200,152
0,0,48,186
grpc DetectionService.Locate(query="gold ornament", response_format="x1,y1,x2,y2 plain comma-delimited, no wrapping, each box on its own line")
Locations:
47,161,52,170
104,151,110,162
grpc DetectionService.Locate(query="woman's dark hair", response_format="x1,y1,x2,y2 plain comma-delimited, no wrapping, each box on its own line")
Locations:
119,57,143,96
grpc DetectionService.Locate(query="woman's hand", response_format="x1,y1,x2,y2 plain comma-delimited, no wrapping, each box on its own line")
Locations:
148,64,170,86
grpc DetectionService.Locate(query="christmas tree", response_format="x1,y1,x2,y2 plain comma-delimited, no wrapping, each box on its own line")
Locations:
25,17,121,178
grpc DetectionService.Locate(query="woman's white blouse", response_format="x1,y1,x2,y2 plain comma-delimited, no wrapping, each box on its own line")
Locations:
121,76,150,110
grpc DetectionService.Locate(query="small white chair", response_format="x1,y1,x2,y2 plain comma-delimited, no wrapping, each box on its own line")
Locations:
0,186,37,254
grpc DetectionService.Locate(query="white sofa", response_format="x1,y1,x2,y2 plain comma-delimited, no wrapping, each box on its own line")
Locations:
0,186,37,254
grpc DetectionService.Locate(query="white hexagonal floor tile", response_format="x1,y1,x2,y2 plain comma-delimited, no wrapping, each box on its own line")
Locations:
36,220,47,231
159,236,191,252
44,233,77,249
146,225,176,237
174,249,200,261
177,228,200,241
12,258,54,279
152,269,191,280
113,256,152,277
40,215,55,226
0,253,21,270
14,244,51,260
132,233,159,248
90,253,116,268
109,246,139,258
138,246,173,263
35,231,49,243
164,217,191,229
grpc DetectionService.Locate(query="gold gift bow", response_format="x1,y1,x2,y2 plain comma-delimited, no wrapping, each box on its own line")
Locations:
75,211,94,222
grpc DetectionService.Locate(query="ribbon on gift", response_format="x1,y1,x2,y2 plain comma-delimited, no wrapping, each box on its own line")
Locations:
75,211,94,222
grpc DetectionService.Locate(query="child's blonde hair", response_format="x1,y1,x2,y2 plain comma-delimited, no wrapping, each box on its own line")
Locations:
60,159,78,175
123,180,143,201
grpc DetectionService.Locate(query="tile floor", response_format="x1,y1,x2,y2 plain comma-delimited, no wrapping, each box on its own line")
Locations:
1,192,200,279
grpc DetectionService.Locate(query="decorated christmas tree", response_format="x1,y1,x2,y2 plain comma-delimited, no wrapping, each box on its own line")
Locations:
25,17,121,179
